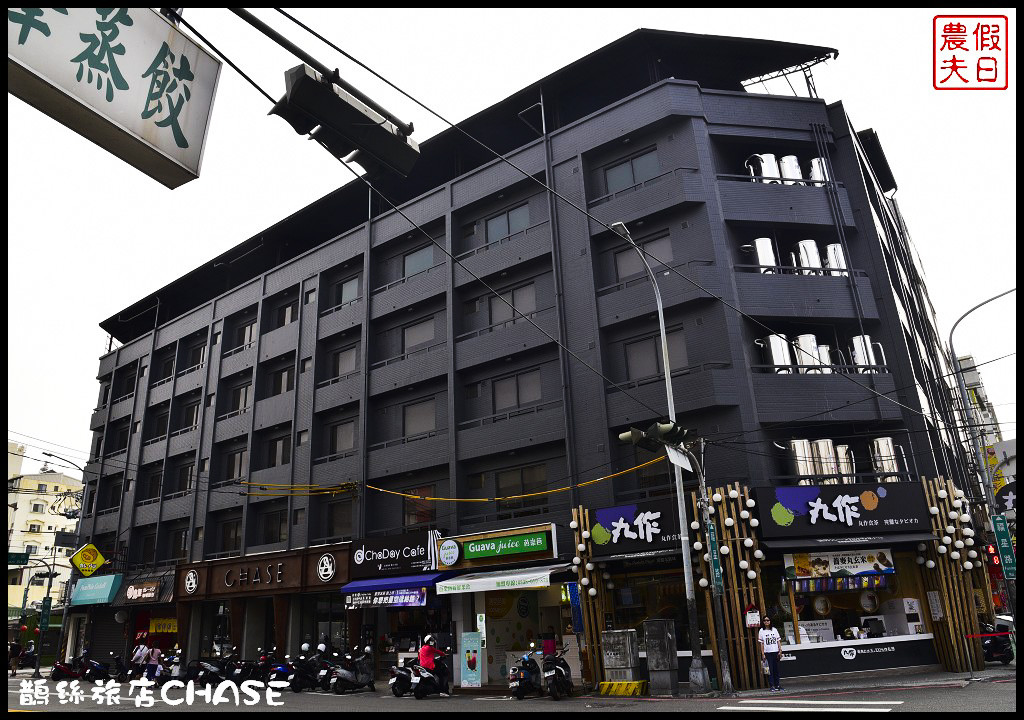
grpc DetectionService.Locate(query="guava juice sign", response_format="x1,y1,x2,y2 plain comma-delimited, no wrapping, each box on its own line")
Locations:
590,499,681,557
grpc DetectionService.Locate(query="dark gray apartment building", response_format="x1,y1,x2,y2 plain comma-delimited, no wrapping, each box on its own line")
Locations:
71,30,974,681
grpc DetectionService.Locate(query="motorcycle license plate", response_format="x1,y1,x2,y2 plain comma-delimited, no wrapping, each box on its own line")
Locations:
544,670,556,677
509,681,520,688
319,670,327,677
411,676,420,684
388,677,396,685
288,674,295,681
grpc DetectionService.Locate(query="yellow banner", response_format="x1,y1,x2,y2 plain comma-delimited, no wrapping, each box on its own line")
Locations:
149,618,178,634
70,544,106,577
985,446,1007,494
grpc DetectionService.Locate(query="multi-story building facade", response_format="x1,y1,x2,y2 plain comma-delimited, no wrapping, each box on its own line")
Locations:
77,30,978,684
958,354,1003,444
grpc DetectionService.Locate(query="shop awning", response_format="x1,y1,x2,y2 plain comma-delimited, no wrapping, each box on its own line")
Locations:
340,571,454,594
111,572,175,606
436,564,570,594
761,532,937,550
70,574,122,606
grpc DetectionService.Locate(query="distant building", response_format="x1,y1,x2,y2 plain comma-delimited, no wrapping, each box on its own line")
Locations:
958,354,1003,443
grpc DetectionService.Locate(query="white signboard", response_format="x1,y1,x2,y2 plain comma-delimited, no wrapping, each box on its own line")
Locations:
8,8,220,187
783,619,835,644
926,590,944,621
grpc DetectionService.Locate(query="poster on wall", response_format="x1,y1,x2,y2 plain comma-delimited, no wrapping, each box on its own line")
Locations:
345,587,427,608
485,591,538,681
460,632,482,688
784,549,896,579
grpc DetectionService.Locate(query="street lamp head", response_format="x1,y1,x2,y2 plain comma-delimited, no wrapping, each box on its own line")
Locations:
609,221,631,240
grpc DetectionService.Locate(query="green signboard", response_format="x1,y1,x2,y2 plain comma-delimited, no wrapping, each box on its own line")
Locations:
706,519,724,595
8,552,29,566
39,597,52,632
992,514,1016,581
463,531,549,560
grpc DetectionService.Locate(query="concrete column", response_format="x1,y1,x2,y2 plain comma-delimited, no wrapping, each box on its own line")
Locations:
273,595,289,655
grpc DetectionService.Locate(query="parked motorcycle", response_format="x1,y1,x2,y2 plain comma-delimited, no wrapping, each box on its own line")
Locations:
82,652,112,684
110,652,132,683
191,647,238,687
316,649,344,692
412,648,450,700
331,646,376,694
288,644,323,693
542,645,574,700
981,622,1014,665
509,643,544,700
388,655,418,697
155,655,183,686
50,652,87,682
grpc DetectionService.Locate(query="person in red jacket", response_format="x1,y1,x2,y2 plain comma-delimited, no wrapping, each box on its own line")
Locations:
418,635,449,696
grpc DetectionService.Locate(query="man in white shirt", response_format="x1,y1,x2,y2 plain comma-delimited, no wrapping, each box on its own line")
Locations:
130,638,149,677
757,615,783,692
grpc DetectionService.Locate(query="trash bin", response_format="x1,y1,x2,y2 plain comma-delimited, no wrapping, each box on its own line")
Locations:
601,629,641,681
643,619,678,696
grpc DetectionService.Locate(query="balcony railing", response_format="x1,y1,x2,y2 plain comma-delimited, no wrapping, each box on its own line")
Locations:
206,550,242,560
368,427,448,451
142,434,167,447
734,263,867,277
312,448,358,466
221,341,254,359
372,261,446,295
315,370,360,389
752,363,889,375
170,425,198,438
216,406,250,421
455,306,555,342
587,166,699,208
457,400,562,430
111,391,135,404
319,295,362,318
371,340,446,369
150,376,174,389
454,220,549,261
770,470,914,486
176,362,205,377
717,172,846,188
595,259,714,297
606,361,731,392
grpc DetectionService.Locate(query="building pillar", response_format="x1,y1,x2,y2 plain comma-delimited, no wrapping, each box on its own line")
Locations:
230,598,245,652
273,594,289,655
175,602,191,654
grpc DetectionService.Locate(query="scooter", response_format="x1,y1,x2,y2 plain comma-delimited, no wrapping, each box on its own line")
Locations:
412,648,450,700
288,644,323,693
981,622,1014,665
191,647,237,687
317,650,344,692
509,643,544,700
388,655,418,697
50,652,87,682
82,652,112,683
331,646,376,694
542,645,574,701
110,652,132,683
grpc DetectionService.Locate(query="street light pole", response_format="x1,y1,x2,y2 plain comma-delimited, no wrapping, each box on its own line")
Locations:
948,288,1016,627
612,222,712,694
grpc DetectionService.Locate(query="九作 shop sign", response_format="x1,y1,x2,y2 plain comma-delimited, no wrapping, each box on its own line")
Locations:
589,498,681,557
754,483,930,539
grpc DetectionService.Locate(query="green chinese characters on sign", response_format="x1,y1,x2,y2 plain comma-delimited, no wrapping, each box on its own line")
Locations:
141,41,195,148
8,8,68,45
70,8,133,103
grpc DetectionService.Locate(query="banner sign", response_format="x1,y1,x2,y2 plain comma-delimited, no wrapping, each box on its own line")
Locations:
589,498,681,557
784,549,896,579
125,581,161,603
350,530,440,579
754,483,930,540
70,543,106,577
345,587,428,609
460,632,482,688
437,524,556,570
149,617,177,634
992,514,1016,580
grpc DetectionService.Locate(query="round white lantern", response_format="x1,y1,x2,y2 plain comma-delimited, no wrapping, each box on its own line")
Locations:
580,577,590,586
747,570,757,580
569,520,578,530
929,507,939,515
572,557,581,565
754,550,765,560
582,530,591,540
578,543,586,552
571,565,579,573
740,510,750,520
917,543,927,552
708,506,715,515
602,572,611,580
585,562,594,571
606,582,615,590
948,510,959,520
729,490,739,499
725,518,735,527
720,546,730,555
954,540,964,549
712,493,723,503
691,521,700,530
704,553,710,562
962,561,973,571
945,526,956,534
746,499,756,508
960,514,971,523
937,546,947,554
693,542,703,551
954,488,965,498
965,538,975,547
750,519,759,527
967,550,978,559
963,528,975,537
950,551,960,561
743,538,754,548
926,560,936,569
952,499,962,509
698,578,709,588
938,489,948,499
916,556,925,565
942,536,952,544
739,560,749,570
588,588,598,597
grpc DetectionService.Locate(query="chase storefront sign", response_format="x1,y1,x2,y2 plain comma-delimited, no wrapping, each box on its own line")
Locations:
350,530,440,579
176,546,349,599
754,482,931,543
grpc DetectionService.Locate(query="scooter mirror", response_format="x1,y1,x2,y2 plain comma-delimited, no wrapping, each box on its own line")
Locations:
529,642,535,648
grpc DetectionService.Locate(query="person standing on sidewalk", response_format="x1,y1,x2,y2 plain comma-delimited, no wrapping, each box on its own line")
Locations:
144,642,162,681
758,615,783,692
9,639,23,677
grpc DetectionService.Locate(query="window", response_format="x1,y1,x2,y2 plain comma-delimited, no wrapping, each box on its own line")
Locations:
403,485,436,527
331,347,357,378
485,204,529,242
292,508,305,525
156,355,175,381
229,383,252,412
304,289,317,305
493,369,542,411
275,300,299,328
139,533,156,564
404,399,436,437
403,318,435,352
235,320,257,349
467,473,484,491
327,501,352,538
625,329,688,380
296,430,309,447
497,465,547,511
261,510,288,544
267,436,292,468
605,149,660,194
206,393,216,408
185,343,206,369
38,484,47,492
328,421,355,454
180,401,201,430
490,283,536,328
25,545,38,555
28,523,41,533
176,464,196,493
151,410,169,438
200,458,210,473
140,471,162,500
226,449,248,480
221,520,241,552
212,332,220,346
333,277,360,306
169,528,188,559
614,235,673,281
301,357,312,374
403,246,433,277
31,503,44,513
140,365,148,378
466,382,480,399
270,366,295,396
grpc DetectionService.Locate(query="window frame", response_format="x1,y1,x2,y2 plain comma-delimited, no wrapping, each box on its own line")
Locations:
604,148,661,195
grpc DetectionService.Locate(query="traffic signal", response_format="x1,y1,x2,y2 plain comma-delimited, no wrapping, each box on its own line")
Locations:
617,421,688,452
984,544,1000,566
271,64,420,177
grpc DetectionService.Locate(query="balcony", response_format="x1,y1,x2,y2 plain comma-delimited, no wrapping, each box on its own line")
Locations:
733,265,879,320
605,362,737,427
717,174,855,227
311,450,361,486
175,363,206,393
108,392,135,420
457,400,565,461
453,221,551,287
371,263,446,319
367,430,449,480
89,405,107,430
249,464,292,489
140,436,167,465
455,307,557,370
369,341,447,396
168,426,199,456
254,392,294,431
213,407,251,442
259,322,300,362
586,167,703,232
148,377,174,406
220,342,256,377
314,371,362,413
160,492,193,519
92,511,119,535
596,260,720,326
751,369,901,423
318,297,363,340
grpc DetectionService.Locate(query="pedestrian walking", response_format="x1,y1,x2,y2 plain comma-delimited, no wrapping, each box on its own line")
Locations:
131,637,149,677
144,643,162,681
9,639,23,677
758,615,783,692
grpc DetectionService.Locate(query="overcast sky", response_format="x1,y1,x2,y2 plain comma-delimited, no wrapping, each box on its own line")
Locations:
7,8,1016,480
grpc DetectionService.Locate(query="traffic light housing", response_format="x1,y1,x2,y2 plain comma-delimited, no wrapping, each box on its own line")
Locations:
271,64,420,178
984,544,1000,566
617,421,688,452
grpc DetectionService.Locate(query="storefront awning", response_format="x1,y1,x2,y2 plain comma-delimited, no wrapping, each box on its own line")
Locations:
70,574,122,606
436,564,570,594
111,572,175,606
339,571,454,594
761,532,937,550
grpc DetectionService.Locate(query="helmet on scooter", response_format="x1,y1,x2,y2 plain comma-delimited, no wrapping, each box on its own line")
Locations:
424,635,436,646
301,643,310,652
317,644,327,652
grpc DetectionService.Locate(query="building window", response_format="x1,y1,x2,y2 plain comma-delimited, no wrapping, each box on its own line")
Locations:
151,409,170,439
301,357,312,374
270,366,295,396
235,320,257,349
184,343,206,370
296,430,309,447
497,465,547,512
139,533,156,564
25,545,38,555
404,399,436,437
200,457,210,473
614,235,672,281
226,449,248,480
156,355,175,381
140,471,162,500
489,283,536,328
605,149,660,195
493,369,542,411
229,382,252,412
304,288,317,305
261,510,288,544
31,503,44,513
403,485,436,527
212,331,221,346
327,501,352,538
274,300,299,329
38,484,47,492
403,318,435,352
485,204,529,242
176,465,196,493
169,528,188,559
467,473,484,491
332,276,360,307
403,246,433,277
267,436,292,468
330,347,357,378
180,401,201,430
466,382,481,399
328,421,355,454
28,523,41,533
625,329,688,380
206,393,216,408
221,520,241,552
